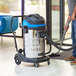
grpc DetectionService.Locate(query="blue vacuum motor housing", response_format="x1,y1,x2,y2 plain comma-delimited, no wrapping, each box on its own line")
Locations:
23,14,46,28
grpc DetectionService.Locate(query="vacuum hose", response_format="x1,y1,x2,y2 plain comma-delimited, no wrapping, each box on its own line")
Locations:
43,33,76,51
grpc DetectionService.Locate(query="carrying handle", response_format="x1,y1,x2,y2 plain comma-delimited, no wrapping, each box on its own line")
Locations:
10,15,26,52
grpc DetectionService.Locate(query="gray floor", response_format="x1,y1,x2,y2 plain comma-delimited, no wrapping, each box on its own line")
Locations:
0,37,76,76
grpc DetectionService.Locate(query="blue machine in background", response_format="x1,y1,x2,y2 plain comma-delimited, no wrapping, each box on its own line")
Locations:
0,15,18,34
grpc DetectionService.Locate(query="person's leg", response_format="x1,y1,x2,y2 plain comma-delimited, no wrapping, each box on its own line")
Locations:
72,20,76,57
64,20,76,61
71,20,76,64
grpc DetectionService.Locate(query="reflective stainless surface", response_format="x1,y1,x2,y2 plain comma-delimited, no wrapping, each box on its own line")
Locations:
24,30,45,58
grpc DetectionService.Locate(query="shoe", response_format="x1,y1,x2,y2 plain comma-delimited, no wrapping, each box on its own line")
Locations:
64,56,76,61
71,61,76,65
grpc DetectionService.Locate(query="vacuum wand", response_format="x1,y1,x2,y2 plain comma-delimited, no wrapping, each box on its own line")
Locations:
57,18,72,54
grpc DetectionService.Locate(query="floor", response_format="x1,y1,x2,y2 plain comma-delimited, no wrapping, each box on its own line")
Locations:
0,37,76,76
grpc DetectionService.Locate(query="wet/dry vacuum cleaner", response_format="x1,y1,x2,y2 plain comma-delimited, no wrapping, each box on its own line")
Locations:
10,14,76,68
11,14,50,67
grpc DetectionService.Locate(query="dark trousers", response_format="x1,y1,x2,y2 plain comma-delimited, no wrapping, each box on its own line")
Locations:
72,20,76,57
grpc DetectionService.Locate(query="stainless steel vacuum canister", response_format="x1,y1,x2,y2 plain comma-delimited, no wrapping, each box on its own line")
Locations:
24,29,45,58
23,14,45,58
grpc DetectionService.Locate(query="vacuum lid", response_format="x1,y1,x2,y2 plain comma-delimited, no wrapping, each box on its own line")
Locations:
24,14,45,24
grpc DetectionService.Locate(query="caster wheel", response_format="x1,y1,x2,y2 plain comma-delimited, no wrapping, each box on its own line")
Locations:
14,54,21,65
34,63,39,68
18,49,23,53
47,60,50,65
